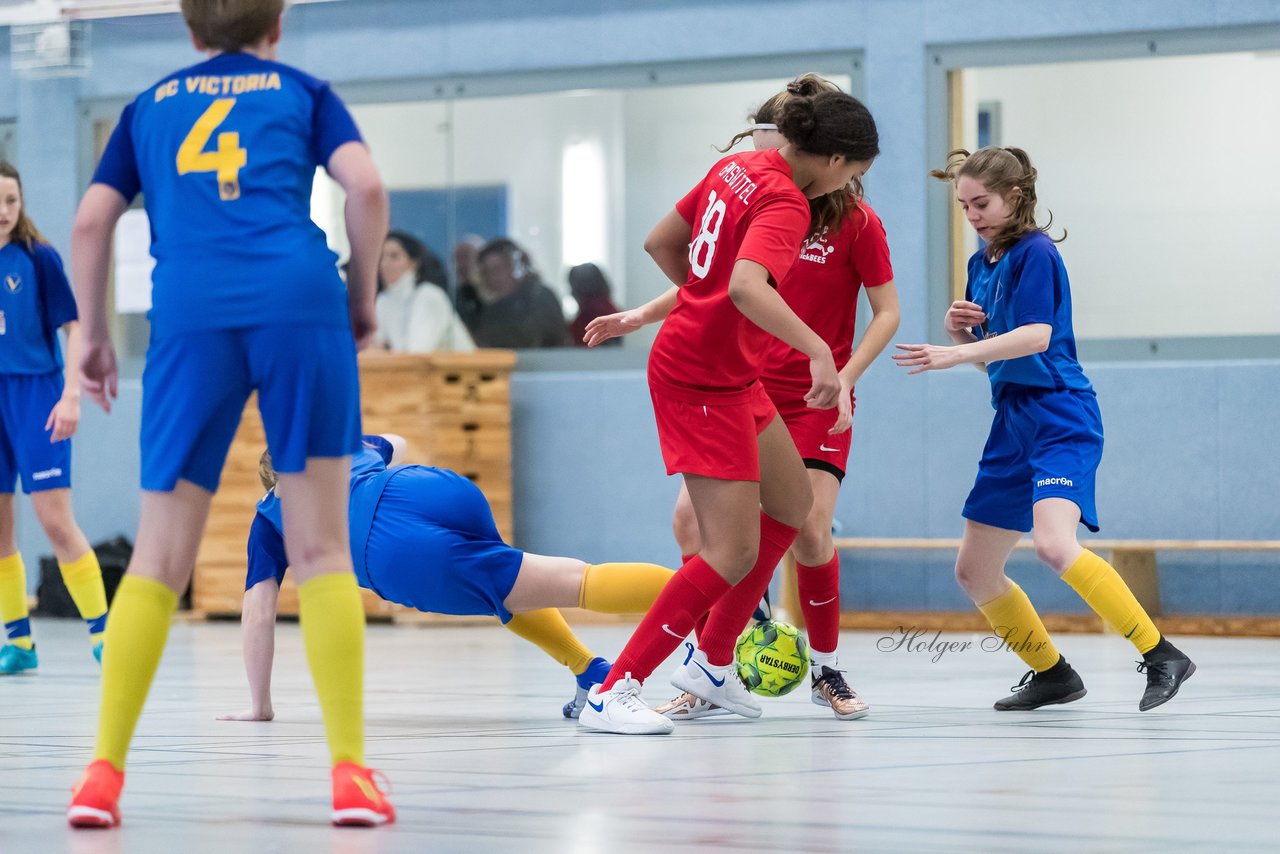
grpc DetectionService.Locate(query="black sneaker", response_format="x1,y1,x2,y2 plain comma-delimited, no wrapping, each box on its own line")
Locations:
993,656,1087,710
1136,638,1195,711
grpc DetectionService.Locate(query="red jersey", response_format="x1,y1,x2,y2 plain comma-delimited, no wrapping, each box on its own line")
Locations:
648,148,811,403
760,201,894,392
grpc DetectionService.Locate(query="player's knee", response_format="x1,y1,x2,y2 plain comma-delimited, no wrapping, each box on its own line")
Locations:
705,540,758,582
954,561,988,597
671,504,701,555
791,520,831,566
1032,536,1077,573
35,514,79,554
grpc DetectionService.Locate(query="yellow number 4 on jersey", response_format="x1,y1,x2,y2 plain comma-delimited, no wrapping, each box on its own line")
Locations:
177,97,247,201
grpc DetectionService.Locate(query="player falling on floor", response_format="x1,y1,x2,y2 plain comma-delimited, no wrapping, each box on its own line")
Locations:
578,84,880,735
657,77,900,722
894,147,1194,711
0,161,110,674
220,434,677,722
67,0,394,827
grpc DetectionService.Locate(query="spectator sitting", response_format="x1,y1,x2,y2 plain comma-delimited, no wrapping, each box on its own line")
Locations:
453,233,486,320
462,239,568,348
376,230,474,353
567,263,621,347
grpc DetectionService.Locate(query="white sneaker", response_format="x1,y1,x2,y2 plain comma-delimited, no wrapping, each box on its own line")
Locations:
654,691,732,721
669,642,762,719
578,675,675,735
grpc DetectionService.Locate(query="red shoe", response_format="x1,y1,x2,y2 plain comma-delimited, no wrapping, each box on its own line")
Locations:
331,762,395,826
68,759,124,828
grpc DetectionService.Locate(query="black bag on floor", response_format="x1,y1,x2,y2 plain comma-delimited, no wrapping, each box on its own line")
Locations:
32,536,132,617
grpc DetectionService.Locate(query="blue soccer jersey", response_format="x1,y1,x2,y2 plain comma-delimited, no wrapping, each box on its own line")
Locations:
965,231,1093,402
91,52,362,336
246,436,395,589
0,242,77,375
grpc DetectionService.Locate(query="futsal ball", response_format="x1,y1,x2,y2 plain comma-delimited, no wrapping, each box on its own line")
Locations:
734,620,809,697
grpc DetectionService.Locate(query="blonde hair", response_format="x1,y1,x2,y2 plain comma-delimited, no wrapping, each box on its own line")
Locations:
0,161,47,248
181,0,284,52
258,449,277,492
930,146,1065,259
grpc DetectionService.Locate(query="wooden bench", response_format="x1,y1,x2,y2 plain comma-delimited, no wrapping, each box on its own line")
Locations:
780,538,1280,627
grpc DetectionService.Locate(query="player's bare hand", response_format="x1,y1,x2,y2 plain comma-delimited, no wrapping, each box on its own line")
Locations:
217,708,275,722
828,382,855,435
945,300,987,334
45,394,81,442
893,343,964,375
79,339,118,413
349,299,378,352
583,310,645,347
804,352,841,410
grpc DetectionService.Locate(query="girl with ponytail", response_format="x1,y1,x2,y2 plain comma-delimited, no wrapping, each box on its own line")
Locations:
895,147,1194,713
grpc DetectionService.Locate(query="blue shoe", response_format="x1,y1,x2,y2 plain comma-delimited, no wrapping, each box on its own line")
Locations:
752,589,772,623
92,641,103,664
563,657,612,719
0,643,38,674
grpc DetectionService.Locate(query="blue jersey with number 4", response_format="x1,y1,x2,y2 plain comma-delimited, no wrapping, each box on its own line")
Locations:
92,52,362,336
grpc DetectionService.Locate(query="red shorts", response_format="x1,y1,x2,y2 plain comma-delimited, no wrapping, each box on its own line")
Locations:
765,382,854,478
650,382,778,481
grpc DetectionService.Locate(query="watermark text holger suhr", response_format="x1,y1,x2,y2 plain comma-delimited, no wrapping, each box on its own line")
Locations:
875,626,1050,664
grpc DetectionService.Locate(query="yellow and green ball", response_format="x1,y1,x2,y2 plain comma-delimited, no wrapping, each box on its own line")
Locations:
734,620,809,697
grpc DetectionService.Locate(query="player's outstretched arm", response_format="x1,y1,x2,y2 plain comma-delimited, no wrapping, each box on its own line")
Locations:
218,579,280,722
893,322,1051,375
327,142,389,352
583,287,678,347
70,185,129,412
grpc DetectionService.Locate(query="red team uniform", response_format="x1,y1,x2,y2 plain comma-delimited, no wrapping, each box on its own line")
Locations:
647,148,812,482
761,202,894,477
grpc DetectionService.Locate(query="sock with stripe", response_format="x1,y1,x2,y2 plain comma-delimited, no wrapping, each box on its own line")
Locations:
700,513,800,667
0,553,34,650
977,581,1061,672
298,572,366,767
1061,549,1161,654
797,552,841,656
601,555,730,691
60,550,109,648
94,575,178,770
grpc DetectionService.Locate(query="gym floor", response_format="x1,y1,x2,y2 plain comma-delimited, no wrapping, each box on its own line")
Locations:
3,618,1277,853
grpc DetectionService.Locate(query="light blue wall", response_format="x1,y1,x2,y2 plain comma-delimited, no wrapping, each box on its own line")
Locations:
10,1,1280,613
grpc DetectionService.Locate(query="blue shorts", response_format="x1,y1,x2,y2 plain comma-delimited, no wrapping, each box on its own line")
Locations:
963,387,1103,533
0,372,71,494
141,325,361,492
361,466,524,622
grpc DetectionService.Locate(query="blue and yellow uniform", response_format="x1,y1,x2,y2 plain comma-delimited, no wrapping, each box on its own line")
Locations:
0,241,77,494
247,437,525,622
91,52,364,491
962,230,1103,532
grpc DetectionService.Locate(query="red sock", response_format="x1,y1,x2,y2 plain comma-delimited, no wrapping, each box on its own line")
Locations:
601,556,730,691
797,552,841,655
699,513,799,667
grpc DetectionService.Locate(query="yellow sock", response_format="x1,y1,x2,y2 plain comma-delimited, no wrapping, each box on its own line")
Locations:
0,552,34,650
298,572,365,767
977,581,1061,672
60,551,109,647
94,575,178,771
504,608,595,675
579,562,675,613
1062,549,1160,654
